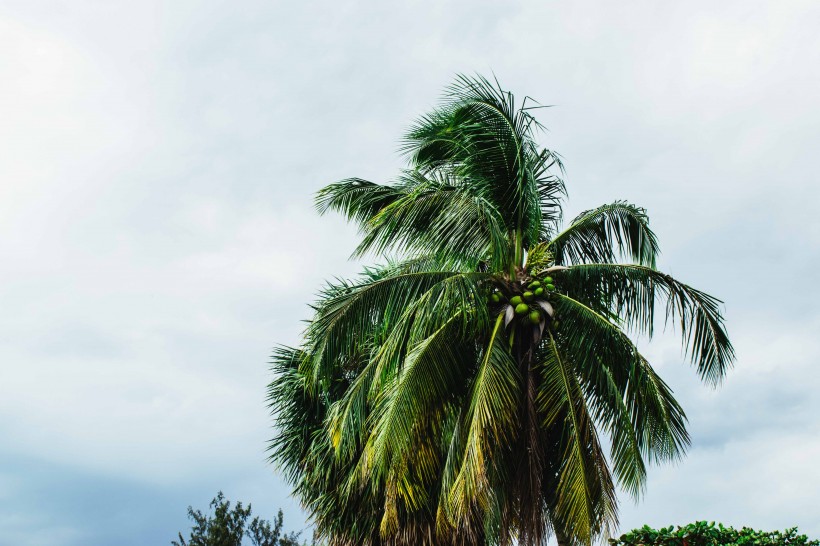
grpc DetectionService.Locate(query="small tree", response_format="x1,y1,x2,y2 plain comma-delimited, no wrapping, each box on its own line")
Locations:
172,492,305,546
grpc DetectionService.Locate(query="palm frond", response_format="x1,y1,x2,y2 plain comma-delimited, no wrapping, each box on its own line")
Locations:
326,357,378,459
363,270,491,398
316,178,409,226
446,313,519,535
352,170,510,269
537,334,618,545
560,263,735,385
532,146,567,238
402,74,565,252
366,314,474,488
268,346,321,483
552,293,690,496
550,202,659,267
304,259,487,390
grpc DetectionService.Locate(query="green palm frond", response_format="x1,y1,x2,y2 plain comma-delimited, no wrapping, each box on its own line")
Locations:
316,178,409,226
561,263,734,384
364,270,491,397
269,347,389,546
268,346,319,483
552,293,689,496
403,74,566,257
532,146,567,239
367,314,474,486
550,202,659,266
538,334,618,545
353,171,510,269
326,357,377,458
304,259,484,389
446,313,519,535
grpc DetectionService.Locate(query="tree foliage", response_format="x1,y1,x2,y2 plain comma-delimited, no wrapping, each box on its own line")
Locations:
172,492,305,546
268,75,735,546
610,522,818,546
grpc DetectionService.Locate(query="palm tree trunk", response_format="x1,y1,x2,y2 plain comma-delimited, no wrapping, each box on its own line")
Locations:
511,323,550,546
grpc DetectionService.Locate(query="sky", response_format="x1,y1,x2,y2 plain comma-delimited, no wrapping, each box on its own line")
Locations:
1,1,819,544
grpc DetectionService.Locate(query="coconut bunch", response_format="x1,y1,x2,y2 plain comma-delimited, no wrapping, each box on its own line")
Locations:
489,275,561,335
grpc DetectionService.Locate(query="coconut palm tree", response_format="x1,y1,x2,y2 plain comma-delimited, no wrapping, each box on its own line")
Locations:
268,75,734,546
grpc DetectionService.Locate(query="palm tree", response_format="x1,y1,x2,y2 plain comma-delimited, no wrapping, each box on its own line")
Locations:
268,75,734,546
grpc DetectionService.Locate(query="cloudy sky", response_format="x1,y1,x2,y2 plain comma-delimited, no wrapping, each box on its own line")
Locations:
1,1,819,544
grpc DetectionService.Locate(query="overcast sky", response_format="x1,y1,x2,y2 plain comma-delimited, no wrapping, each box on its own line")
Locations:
1,1,819,545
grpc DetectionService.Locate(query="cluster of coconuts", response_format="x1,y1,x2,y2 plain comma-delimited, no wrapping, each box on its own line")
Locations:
489,276,560,327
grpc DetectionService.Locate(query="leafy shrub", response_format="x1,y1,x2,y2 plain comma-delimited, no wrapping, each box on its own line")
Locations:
609,521,818,546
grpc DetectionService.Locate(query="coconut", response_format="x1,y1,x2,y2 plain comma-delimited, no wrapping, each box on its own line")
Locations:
515,303,529,315
528,280,541,289
528,310,541,324
546,284,556,291
544,276,553,283
534,287,544,296
490,293,501,303
510,295,523,306
523,291,534,301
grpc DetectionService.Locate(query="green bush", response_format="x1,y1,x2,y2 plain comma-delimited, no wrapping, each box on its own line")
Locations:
609,521,818,546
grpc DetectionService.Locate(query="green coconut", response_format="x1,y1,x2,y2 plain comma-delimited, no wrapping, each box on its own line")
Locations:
546,283,556,291
528,310,542,324
534,287,544,296
490,293,501,303
523,291,534,301
510,295,523,306
515,303,529,315
544,276,553,283
528,280,541,289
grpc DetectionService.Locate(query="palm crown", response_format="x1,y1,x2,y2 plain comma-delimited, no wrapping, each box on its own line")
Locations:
268,75,734,546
